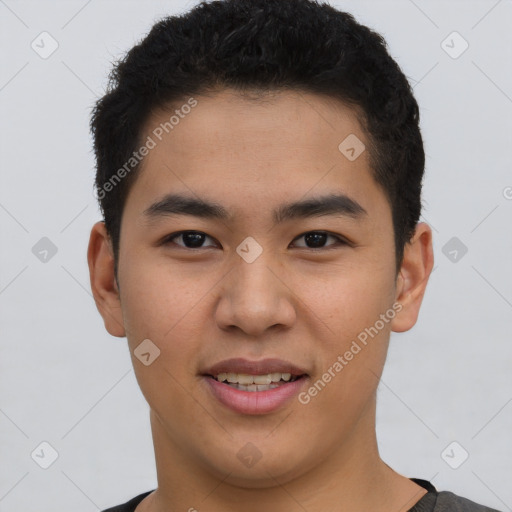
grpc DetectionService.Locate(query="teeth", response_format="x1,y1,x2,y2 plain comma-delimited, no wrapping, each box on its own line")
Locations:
228,383,281,392
253,374,272,385
214,372,297,385
237,374,254,385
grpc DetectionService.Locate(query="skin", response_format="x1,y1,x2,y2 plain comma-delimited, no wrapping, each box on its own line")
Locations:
88,89,433,512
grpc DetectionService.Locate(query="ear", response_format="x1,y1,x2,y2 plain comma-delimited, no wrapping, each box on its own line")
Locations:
391,222,434,333
87,221,126,337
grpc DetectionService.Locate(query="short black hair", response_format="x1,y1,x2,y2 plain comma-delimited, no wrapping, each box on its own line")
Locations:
90,0,424,273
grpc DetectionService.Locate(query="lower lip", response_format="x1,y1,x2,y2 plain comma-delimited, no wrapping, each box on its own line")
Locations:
203,376,308,415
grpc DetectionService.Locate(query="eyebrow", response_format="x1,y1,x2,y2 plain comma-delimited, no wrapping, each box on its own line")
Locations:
142,192,367,225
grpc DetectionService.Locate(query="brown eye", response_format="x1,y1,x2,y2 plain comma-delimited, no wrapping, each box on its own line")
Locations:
291,231,347,249
164,231,217,249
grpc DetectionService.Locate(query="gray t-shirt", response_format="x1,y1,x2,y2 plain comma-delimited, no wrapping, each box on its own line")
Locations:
102,479,503,511
408,479,501,512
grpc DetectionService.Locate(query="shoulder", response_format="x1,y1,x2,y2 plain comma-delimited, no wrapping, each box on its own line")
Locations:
435,491,503,512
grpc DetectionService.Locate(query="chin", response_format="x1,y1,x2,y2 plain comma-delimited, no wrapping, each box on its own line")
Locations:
197,440,317,489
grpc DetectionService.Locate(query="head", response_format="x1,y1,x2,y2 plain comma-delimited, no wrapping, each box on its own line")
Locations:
88,0,433,489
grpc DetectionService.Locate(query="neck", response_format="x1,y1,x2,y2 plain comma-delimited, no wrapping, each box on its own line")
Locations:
139,400,426,512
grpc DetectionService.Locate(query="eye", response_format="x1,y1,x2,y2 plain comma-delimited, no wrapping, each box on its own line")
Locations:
162,230,349,251
163,230,218,249
291,231,348,250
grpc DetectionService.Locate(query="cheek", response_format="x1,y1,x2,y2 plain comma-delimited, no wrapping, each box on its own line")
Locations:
296,275,394,428
309,263,396,342
117,259,208,414
118,255,211,362
302,261,396,411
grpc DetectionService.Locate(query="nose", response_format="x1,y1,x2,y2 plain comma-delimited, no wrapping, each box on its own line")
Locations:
214,251,296,337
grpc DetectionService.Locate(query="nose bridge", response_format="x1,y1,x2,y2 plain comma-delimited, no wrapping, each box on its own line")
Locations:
236,251,276,297
232,247,280,310
216,243,295,335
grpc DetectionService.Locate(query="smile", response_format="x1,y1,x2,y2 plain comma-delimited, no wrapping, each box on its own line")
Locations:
211,372,300,392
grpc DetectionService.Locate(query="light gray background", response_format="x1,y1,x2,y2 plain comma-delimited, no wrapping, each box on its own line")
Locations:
1,0,511,510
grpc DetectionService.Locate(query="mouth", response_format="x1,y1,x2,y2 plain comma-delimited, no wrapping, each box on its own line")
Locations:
206,371,305,392
201,358,309,414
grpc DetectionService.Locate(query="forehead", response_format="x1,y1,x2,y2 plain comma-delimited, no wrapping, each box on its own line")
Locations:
144,89,365,161
125,89,388,225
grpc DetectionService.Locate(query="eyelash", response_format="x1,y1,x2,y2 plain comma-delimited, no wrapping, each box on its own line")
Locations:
161,230,350,251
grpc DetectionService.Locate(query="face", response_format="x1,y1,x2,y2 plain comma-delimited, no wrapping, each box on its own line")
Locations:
89,89,432,488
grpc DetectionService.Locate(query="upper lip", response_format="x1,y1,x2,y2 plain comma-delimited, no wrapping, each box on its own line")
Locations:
202,358,309,377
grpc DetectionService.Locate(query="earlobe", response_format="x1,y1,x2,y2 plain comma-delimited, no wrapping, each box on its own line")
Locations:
391,222,434,333
87,221,126,338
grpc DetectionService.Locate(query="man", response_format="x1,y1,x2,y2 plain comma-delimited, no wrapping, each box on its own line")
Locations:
87,0,501,510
